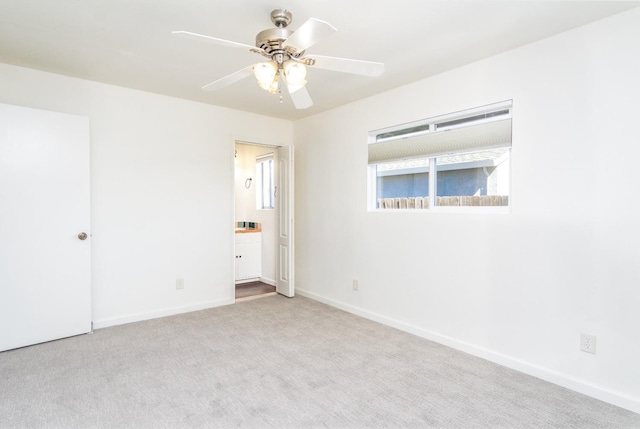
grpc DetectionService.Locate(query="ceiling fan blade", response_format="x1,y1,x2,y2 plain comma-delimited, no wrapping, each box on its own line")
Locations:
287,84,313,109
172,31,258,52
306,54,385,77
284,18,337,53
202,65,254,91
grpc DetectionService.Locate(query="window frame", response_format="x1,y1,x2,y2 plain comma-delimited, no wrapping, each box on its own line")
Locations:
256,153,275,210
367,101,512,213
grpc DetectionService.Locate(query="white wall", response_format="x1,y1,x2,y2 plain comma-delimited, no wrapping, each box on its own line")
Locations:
293,8,640,413
0,63,292,327
234,142,277,283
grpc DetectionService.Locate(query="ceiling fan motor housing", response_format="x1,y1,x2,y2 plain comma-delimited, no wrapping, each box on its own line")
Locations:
255,27,292,56
256,12,305,65
255,27,294,67
270,9,292,28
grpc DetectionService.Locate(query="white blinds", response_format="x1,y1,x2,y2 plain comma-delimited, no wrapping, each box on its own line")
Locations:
368,118,512,164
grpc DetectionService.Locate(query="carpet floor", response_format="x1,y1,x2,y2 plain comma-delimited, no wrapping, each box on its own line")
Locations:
1,295,639,428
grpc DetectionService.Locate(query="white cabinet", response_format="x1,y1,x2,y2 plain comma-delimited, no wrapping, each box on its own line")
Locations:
235,232,261,281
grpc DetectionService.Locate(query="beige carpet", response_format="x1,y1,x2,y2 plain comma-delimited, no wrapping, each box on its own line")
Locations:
1,295,639,428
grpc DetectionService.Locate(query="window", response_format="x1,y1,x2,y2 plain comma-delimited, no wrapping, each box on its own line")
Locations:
256,154,274,209
368,101,512,210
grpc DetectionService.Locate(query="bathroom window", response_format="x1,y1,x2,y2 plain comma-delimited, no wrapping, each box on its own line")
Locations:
256,153,275,210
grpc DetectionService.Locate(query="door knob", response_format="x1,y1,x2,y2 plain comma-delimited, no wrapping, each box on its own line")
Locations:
78,232,88,241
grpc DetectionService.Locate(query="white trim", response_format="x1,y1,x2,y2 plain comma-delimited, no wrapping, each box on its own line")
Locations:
428,158,436,207
233,136,280,149
296,288,640,415
370,205,511,215
235,278,260,284
256,154,275,210
256,152,275,162
259,277,276,286
231,138,237,308
92,298,234,329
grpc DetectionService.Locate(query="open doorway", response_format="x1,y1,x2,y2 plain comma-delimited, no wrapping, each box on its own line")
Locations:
233,140,295,301
234,141,285,301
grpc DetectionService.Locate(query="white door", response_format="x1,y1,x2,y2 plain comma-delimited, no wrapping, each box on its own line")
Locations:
275,145,294,297
0,103,91,352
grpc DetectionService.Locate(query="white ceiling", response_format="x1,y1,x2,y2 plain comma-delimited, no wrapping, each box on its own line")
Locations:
1,1,638,120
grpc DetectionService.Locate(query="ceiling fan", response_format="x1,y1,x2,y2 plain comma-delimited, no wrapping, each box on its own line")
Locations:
172,9,385,109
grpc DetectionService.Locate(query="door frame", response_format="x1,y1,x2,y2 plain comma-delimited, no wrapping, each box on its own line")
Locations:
275,144,294,297
230,138,294,301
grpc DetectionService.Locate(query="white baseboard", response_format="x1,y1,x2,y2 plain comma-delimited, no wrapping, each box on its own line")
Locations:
296,288,640,415
92,298,235,330
235,278,259,284
259,277,276,286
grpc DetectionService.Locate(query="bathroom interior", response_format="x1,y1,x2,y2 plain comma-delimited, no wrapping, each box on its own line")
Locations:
234,142,277,300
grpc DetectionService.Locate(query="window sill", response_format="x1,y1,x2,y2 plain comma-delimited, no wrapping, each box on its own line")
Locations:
370,206,510,214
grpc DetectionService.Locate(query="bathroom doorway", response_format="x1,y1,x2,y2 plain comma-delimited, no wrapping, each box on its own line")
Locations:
233,141,292,301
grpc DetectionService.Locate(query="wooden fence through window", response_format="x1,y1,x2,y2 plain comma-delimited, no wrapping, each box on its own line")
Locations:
377,195,508,209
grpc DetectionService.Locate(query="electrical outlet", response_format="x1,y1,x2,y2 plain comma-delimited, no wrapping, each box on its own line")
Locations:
176,278,184,290
352,279,359,291
580,333,596,354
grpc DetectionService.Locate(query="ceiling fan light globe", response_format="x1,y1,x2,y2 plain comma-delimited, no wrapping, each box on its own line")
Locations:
283,61,307,86
257,80,271,92
268,82,279,94
254,62,277,86
257,80,279,94
265,72,280,94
